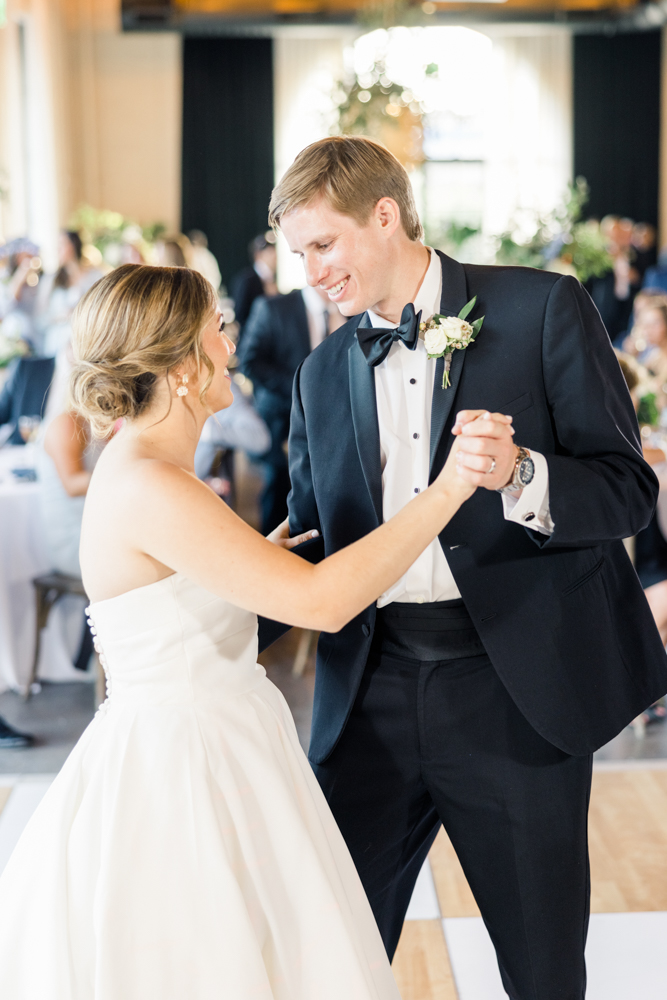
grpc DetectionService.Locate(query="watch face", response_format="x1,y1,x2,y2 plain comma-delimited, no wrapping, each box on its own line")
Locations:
518,457,535,487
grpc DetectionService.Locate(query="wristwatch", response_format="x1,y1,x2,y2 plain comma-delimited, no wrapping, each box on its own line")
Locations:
497,446,535,494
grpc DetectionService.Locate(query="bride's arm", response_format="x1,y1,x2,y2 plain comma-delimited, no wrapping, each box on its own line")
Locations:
124,443,473,632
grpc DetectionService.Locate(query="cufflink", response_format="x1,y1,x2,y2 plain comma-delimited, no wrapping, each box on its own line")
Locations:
524,512,536,522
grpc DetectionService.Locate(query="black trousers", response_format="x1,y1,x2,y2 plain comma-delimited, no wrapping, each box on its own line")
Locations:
313,601,593,1000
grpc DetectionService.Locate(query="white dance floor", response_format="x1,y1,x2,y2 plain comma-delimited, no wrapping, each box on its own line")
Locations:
1,774,665,999
404,848,667,999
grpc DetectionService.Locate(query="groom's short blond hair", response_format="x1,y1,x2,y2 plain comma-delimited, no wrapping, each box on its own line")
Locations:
269,136,423,242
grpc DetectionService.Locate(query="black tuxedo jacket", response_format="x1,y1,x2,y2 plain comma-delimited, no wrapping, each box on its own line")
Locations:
239,290,311,462
259,252,667,762
230,266,265,341
240,290,310,410
0,356,55,445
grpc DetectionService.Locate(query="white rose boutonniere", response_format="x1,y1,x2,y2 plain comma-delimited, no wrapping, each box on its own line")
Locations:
421,296,484,388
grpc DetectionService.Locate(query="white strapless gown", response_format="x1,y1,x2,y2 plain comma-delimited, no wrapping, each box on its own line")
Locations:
0,574,401,1000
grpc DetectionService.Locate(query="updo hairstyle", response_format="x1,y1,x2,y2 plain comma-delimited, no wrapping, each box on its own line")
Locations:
69,264,217,437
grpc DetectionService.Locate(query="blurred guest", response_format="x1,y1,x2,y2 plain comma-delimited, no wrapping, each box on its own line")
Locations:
591,216,642,343
239,285,342,533
0,355,54,445
0,240,42,347
643,246,667,295
35,409,105,673
617,353,667,725
194,381,270,506
0,349,44,743
622,289,667,359
155,236,190,268
35,231,103,358
0,344,40,745
230,232,278,343
631,222,657,280
37,412,104,577
628,299,667,411
120,243,145,265
195,381,270,479
187,230,222,292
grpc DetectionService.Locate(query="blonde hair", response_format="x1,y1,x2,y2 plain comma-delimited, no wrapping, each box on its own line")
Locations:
269,136,423,241
69,264,217,437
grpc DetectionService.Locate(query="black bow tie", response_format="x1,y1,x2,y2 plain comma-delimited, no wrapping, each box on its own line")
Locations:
356,303,422,368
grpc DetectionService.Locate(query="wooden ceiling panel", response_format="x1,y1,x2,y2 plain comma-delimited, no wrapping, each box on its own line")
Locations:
124,0,643,23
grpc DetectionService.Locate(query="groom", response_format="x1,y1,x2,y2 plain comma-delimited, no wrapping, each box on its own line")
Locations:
260,136,667,999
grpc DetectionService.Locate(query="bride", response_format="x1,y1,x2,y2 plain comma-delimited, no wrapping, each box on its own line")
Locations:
0,264,474,999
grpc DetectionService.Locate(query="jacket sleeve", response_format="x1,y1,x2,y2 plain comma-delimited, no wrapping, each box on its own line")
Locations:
239,298,292,402
537,274,658,548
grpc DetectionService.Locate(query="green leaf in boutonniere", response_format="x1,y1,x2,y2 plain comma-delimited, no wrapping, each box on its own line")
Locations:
420,296,485,388
457,296,477,322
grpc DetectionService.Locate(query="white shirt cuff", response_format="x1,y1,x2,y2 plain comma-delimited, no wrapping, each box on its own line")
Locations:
501,450,554,535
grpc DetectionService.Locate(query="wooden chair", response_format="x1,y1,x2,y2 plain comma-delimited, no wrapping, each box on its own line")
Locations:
27,572,88,700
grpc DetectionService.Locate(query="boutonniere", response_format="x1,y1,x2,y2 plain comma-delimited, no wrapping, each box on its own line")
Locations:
421,296,484,388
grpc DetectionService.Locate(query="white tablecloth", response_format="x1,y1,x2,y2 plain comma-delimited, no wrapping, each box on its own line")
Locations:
0,446,92,694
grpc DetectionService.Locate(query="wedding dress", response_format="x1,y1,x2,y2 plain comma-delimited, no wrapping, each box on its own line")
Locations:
0,573,401,999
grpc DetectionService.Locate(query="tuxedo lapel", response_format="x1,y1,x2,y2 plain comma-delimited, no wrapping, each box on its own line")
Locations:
429,251,470,473
348,337,383,526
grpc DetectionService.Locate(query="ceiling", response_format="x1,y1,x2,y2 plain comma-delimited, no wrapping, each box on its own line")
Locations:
121,0,663,30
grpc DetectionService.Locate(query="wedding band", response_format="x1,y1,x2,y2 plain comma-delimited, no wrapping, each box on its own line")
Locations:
488,459,496,475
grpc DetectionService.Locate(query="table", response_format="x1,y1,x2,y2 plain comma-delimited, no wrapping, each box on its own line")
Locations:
0,446,91,694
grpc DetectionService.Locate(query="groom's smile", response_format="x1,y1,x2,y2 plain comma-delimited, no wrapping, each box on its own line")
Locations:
324,275,350,301
281,198,371,316
281,195,399,319
281,194,432,325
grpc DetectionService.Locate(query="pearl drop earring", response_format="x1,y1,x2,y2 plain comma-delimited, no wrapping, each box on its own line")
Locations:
176,373,189,397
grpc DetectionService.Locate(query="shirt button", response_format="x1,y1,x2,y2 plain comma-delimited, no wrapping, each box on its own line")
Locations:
415,596,425,604
414,487,420,493
413,432,419,439
410,378,416,385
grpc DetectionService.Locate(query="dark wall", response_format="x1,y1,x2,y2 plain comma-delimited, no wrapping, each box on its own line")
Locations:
574,30,661,227
181,38,274,288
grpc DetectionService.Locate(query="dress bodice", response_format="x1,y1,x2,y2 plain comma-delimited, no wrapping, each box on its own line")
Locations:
1,572,401,1000
86,573,266,709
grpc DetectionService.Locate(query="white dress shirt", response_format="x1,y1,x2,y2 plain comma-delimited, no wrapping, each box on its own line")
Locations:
301,285,337,351
368,248,553,607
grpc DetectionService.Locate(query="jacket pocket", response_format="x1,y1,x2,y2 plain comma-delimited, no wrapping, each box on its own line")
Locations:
563,556,605,595
499,391,534,417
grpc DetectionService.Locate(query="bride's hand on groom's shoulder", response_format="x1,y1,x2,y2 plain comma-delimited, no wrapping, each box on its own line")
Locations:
267,517,320,550
451,409,516,491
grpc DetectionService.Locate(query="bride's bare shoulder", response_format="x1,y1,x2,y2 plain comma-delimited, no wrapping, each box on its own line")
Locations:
88,442,214,515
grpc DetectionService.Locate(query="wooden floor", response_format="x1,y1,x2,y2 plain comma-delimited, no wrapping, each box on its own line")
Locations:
1,767,665,999
392,767,667,999
393,921,459,1000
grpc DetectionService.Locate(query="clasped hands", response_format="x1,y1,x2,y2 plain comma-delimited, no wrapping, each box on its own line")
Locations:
452,409,518,492
268,409,519,547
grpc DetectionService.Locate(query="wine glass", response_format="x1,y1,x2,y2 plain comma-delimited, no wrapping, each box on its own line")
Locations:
18,415,41,444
